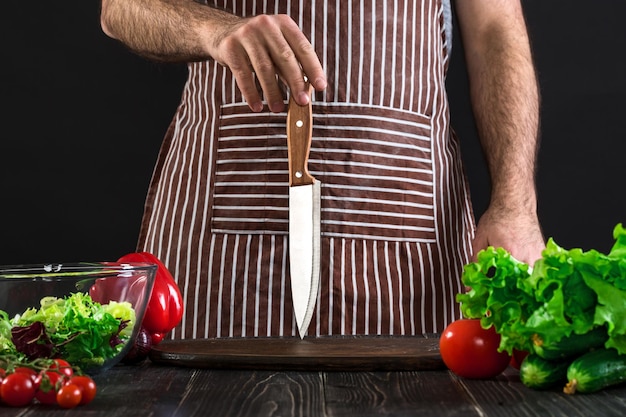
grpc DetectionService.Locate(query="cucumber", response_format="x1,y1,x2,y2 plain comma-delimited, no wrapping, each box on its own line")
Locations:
533,326,608,361
519,353,570,390
564,347,626,394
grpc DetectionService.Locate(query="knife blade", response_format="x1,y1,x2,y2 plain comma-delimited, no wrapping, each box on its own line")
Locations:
287,81,320,339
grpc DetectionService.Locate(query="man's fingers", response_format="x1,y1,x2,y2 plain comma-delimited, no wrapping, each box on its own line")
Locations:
226,45,265,112
254,15,324,106
290,38,327,93
236,74,264,113
277,19,326,103
255,18,312,108
215,14,326,112
246,46,288,112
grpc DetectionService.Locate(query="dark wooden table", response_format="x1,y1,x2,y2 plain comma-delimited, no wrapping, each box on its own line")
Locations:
3,359,626,416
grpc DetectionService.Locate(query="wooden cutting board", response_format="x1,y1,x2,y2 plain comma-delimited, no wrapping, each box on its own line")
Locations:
149,335,444,371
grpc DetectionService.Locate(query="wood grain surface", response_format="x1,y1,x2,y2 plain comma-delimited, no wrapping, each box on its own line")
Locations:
4,361,626,416
149,335,444,371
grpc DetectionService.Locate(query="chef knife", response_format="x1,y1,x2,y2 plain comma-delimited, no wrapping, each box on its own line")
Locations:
287,81,321,339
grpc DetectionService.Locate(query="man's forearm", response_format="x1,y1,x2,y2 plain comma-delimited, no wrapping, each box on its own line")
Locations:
457,2,540,215
471,35,539,211
100,0,236,62
101,1,325,112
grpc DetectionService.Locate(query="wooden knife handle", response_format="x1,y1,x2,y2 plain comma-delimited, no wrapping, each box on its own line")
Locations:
287,83,314,186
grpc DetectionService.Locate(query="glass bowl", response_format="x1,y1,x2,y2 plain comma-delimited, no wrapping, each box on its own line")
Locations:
0,262,156,374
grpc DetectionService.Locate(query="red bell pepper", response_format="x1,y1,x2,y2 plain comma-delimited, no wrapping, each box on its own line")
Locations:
117,252,184,344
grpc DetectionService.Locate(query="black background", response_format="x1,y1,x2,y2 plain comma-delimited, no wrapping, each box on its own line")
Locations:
1,1,625,265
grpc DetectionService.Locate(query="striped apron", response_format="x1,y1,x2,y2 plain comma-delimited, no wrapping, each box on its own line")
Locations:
137,0,475,339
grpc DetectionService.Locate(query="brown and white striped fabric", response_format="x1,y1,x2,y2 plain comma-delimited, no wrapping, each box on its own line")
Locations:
137,0,475,339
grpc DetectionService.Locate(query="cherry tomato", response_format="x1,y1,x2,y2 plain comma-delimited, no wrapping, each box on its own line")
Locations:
439,318,511,379
67,376,97,405
50,359,74,379
56,383,82,409
13,367,39,388
35,371,65,404
35,371,64,405
1,372,36,407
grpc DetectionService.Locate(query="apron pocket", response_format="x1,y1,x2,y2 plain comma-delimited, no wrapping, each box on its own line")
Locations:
211,103,289,235
311,103,435,242
211,102,436,242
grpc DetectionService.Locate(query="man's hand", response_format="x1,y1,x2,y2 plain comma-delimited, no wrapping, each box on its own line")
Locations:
209,14,327,113
472,206,545,266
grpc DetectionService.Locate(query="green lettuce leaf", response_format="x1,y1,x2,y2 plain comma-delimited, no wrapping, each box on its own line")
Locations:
457,246,538,353
458,223,626,355
1,292,136,369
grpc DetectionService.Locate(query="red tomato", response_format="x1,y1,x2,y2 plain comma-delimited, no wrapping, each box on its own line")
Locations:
35,371,64,405
1,372,36,407
13,367,39,389
439,319,511,379
56,384,82,409
67,376,97,405
50,359,74,379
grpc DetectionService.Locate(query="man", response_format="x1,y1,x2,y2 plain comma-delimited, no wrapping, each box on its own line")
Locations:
100,0,544,339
